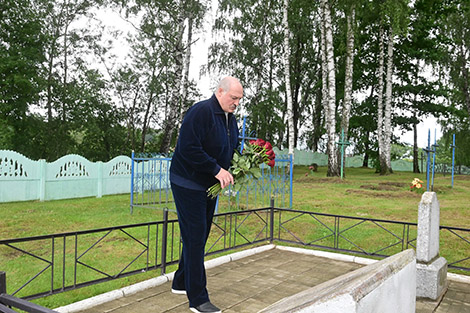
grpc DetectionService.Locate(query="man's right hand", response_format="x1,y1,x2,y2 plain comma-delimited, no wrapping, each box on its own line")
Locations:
215,168,234,189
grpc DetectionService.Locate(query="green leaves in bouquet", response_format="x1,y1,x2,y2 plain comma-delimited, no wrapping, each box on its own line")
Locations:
207,139,274,199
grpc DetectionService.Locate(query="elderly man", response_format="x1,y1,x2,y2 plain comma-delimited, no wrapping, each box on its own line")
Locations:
169,77,243,313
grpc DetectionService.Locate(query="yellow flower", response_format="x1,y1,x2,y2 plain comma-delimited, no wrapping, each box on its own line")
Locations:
410,178,424,190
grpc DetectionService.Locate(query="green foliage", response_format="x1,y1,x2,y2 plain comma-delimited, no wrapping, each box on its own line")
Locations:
0,0,46,151
441,125,470,166
391,143,413,160
208,0,289,148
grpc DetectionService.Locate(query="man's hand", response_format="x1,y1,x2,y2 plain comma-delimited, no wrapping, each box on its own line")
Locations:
215,168,234,189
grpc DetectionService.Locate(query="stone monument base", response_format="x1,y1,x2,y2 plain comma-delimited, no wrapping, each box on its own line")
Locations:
416,256,448,300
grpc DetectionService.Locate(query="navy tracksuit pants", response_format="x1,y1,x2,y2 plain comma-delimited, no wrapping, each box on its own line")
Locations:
171,183,217,308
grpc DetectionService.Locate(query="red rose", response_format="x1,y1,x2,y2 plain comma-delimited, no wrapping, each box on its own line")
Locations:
266,149,275,160
254,138,266,147
267,159,275,168
263,141,272,151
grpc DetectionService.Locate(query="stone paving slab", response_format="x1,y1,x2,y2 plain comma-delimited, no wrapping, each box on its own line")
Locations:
435,281,470,313
75,248,470,313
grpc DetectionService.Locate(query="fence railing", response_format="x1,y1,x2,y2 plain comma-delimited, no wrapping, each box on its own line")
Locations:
0,281,58,313
0,207,468,301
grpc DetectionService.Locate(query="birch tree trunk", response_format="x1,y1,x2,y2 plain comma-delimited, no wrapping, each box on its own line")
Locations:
159,0,186,154
376,25,386,174
283,0,295,158
322,0,339,177
459,43,470,119
179,11,194,126
339,6,355,175
383,28,394,174
341,8,355,136
320,15,328,128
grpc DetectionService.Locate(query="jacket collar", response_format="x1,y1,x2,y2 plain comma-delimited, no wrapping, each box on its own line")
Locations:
212,93,231,117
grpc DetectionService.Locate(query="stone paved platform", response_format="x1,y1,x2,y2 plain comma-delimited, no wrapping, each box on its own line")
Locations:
74,248,469,313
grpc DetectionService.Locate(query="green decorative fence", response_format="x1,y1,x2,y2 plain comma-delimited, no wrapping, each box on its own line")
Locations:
0,150,132,203
274,148,422,172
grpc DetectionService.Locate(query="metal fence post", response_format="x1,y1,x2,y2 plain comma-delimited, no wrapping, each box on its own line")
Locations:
161,208,168,275
270,197,275,242
0,271,6,294
289,154,293,209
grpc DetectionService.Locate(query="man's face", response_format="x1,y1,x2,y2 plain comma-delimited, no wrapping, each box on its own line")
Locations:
217,83,243,113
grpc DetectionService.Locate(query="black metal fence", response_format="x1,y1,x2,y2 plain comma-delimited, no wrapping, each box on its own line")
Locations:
0,207,469,302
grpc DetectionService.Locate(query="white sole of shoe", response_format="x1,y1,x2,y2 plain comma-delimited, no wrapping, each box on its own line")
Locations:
189,308,221,313
171,288,187,295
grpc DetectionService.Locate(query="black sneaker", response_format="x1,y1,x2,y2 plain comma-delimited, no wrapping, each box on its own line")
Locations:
190,301,221,313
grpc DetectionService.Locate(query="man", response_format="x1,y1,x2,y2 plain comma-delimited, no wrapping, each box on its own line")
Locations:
169,76,243,313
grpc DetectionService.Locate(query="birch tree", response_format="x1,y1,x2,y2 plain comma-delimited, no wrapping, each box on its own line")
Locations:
376,25,387,173
158,0,187,154
321,0,339,177
376,0,409,175
338,2,356,175
383,28,394,173
340,7,355,139
283,0,294,157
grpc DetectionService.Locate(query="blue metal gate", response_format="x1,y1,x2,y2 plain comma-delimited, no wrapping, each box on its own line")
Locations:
130,153,293,213
130,152,172,213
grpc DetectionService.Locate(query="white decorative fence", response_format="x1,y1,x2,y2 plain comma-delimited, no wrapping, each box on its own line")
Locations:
0,150,132,202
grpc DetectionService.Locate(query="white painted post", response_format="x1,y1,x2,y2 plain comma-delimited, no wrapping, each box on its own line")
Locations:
416,192,448,300
39,159,46,201
97,161,103,198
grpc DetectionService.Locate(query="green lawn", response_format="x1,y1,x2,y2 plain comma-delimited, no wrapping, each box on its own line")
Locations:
292,166,469,228
0,166,468,309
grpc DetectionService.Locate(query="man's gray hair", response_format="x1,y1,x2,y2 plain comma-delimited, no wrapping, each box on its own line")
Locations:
216,76,239,92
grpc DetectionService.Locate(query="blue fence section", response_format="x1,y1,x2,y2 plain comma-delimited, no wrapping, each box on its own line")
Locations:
129,152,293,213
217,154,293,211
130,152,172,213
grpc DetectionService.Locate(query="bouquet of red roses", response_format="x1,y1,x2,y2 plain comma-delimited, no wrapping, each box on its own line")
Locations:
207,138,276,199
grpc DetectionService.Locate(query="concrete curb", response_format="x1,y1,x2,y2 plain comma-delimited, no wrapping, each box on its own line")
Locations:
276,245,379,265
54,275,171,313
276,245,470,284
447,272,470,284
54,244,276,313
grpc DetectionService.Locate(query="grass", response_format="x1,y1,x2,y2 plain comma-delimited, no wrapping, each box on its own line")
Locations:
0,166,469,309
0,194,176,240
292,166,469,228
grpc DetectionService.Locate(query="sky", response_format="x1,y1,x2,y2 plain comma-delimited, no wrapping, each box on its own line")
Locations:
398,117,442,148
